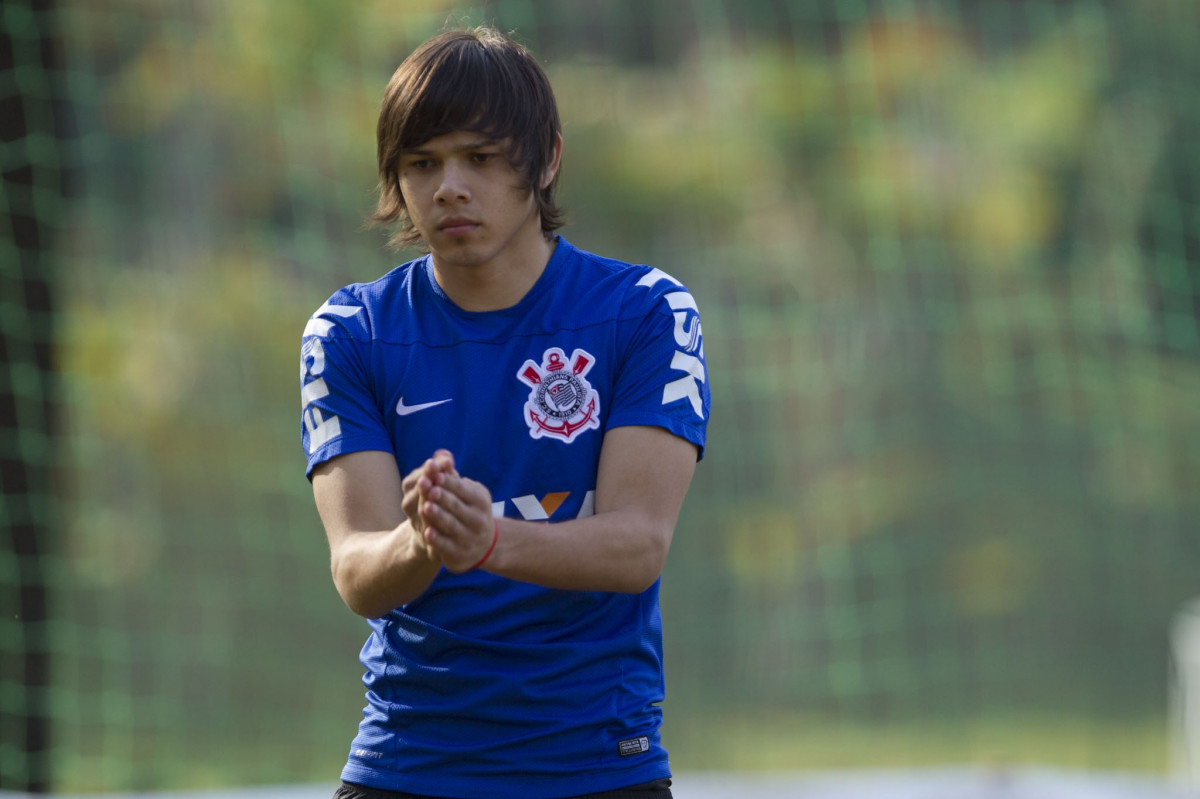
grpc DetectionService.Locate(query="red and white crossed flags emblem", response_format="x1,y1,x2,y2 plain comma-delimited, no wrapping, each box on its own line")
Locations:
517,347,601,443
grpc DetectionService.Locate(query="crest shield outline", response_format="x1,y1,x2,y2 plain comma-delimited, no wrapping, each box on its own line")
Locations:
516,347,601,443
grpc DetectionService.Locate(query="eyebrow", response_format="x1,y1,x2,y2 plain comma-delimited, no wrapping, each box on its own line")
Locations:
403,138,502,156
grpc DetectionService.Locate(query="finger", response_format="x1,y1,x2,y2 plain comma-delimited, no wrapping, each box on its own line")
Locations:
428,479,484,523
423,525,446,554
420,463,453,498
426,485,465,525
421,496,457,536
431,449,456,474
429,503,492,561
424,494,476,542
434,472,488,505
423,521,474,563
421,457,443,482
402,492,420,521
403,465,427,500
403,460,432,497
401,465,424,494
425,521,491,574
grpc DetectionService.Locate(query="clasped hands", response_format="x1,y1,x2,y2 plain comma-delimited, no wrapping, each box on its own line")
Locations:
401,449,497,573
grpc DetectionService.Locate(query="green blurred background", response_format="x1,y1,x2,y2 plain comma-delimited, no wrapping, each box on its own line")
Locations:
2,0,1199,792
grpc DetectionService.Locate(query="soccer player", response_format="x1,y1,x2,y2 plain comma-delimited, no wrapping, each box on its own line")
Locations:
300,26,710,799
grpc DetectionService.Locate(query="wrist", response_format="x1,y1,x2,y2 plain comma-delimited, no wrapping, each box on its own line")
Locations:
468,518,500,571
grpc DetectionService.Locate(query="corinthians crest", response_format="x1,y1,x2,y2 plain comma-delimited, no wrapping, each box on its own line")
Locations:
517,347,601,443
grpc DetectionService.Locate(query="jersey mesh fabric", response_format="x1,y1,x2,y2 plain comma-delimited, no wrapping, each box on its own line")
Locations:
299,238,710,798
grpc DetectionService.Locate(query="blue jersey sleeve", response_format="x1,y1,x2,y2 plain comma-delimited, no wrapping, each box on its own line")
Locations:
300,292,394,478
608,268,711,458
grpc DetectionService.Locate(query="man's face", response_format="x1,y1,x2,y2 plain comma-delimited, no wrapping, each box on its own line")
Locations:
397,131,545,272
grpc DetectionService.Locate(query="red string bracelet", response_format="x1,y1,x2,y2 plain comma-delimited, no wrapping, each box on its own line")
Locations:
469,519,499,571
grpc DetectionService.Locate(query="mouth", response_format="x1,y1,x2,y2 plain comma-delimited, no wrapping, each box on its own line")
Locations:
438,217,479,237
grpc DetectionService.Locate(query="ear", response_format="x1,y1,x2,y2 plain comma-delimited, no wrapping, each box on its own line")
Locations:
539,132,563,189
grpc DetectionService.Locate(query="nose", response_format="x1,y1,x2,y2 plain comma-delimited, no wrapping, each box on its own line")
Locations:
434,161,470,205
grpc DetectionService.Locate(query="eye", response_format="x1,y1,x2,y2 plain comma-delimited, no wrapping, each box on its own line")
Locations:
471,152,498,164
401,156,435,172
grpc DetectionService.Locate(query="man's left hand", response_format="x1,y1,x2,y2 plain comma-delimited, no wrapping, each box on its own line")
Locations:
418,449,496,572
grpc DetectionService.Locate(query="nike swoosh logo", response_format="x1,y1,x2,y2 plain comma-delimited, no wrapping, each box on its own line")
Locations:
395,396,452,416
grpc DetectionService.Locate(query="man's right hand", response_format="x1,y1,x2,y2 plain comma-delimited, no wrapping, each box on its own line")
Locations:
401,450,463,560
312,450,443,617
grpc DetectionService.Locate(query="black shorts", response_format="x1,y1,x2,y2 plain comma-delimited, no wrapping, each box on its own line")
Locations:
334,777,672,799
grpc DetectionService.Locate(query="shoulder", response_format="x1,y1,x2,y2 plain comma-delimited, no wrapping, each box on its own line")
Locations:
557,240,699,319
626,265,700,311
301,258,426,343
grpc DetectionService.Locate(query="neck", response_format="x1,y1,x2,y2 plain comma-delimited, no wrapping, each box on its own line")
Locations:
430,227,557,313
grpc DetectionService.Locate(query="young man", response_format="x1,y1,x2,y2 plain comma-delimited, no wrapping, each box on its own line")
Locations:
300,27,710,799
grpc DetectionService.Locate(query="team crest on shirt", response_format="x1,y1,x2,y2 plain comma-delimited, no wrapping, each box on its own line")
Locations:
517,347,601,443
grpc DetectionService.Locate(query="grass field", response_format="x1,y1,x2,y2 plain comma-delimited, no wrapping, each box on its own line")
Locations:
664,711,1170,774
47,711,1171,793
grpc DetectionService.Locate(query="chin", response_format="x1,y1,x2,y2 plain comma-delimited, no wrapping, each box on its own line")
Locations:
435,246,490,268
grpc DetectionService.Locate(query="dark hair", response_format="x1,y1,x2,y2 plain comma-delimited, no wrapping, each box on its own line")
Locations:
371,26,565,250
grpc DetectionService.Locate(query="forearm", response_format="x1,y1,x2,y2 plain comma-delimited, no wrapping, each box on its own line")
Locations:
414,431,695,593
314,451,453,618
331,519,441,617
485,509,671,594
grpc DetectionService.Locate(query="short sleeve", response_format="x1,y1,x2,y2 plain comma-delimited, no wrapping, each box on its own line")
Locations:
300,294,394,478
607,268,711,459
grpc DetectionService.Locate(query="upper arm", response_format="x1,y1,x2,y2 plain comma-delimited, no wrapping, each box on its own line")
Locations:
301,296,392,478
594,425,698,548
311,449,406,553
589,271,709,559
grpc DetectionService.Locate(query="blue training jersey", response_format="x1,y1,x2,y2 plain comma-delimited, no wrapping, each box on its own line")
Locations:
300,237,710,799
